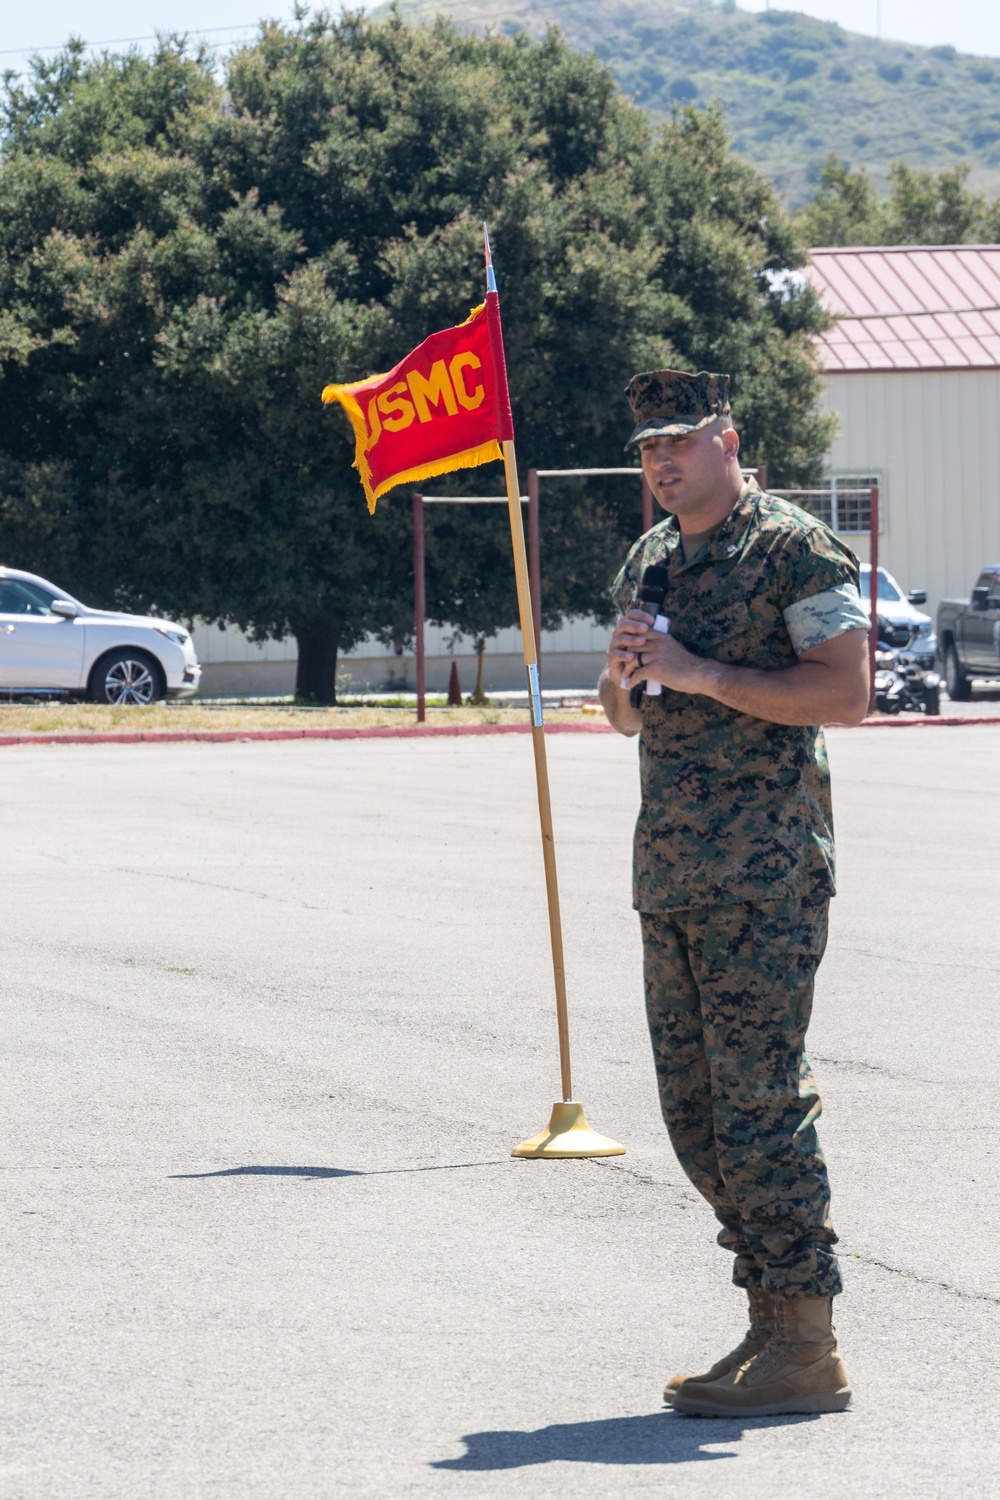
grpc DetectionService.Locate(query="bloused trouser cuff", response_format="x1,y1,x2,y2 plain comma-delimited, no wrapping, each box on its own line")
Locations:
640,896,842,1300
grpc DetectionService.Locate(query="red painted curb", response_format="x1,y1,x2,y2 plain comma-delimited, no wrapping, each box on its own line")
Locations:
853,714,1000,728
0,720,617,748
1,714,999,748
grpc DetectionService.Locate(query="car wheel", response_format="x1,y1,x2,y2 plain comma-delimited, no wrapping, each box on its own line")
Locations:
88,649,164,705
943,644,971,702
922,683,941,716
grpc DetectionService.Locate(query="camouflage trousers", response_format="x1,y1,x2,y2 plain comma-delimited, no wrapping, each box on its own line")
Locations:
640,896,842,1299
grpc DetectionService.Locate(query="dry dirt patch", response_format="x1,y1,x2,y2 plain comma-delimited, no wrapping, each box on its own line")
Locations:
0,703,590,736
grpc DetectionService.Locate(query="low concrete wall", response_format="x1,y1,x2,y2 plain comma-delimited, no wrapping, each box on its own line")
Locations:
195,650,605,697
340,616,611,693
198,661,297,698
190,616,611,697
190,620,297,698
338,650,605,694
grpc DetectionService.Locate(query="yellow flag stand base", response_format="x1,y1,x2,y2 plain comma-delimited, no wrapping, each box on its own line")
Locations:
512,1101,626,1159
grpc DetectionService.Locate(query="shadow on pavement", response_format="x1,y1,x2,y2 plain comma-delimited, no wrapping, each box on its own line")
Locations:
432,1411,819,1469
171,1165,364,1179
169,1161,508,1179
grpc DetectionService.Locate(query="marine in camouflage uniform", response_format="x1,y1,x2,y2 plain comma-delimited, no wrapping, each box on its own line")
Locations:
605,368,868,1415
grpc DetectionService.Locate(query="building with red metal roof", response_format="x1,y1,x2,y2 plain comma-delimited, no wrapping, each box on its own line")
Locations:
800,245,1000,636
806,246,1000,373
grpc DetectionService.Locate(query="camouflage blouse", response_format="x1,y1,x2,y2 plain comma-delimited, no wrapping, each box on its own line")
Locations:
611,479,865,912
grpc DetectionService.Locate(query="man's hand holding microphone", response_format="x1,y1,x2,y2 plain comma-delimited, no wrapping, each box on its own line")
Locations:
608,564,709,700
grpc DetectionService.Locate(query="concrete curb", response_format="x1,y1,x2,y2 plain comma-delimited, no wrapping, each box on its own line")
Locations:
1,714,999,748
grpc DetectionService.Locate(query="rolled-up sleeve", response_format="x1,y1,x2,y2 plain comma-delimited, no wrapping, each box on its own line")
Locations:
784,582,870,654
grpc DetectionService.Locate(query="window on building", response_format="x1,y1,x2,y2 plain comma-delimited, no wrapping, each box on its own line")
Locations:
832,475,881,533
772,474,882,534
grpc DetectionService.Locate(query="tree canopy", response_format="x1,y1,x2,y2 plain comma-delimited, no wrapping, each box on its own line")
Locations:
795,154,1000,247
0,9,832,700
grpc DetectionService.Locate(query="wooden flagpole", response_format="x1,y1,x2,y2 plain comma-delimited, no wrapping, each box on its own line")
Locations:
501,440,572,1103
483,228,624,1159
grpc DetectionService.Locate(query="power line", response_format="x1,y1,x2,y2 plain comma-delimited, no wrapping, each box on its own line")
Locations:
0,2,532,64
354,0,591,19
0,22,268,59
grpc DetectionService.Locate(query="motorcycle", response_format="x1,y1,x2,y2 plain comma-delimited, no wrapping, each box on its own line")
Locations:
873,616,941,715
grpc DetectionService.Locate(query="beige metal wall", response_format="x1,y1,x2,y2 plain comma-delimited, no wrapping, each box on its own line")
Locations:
822,368,1000,615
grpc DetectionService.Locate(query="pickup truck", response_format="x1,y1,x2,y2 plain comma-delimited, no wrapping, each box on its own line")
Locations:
937,566,1000,699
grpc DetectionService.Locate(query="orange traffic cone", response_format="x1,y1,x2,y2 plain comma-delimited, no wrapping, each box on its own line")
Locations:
447,660,462,706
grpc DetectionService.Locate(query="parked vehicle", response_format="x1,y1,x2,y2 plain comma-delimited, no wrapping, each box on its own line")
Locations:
859,565,936,669
0,567,201,703
937,566,1000,701
873,625,941,716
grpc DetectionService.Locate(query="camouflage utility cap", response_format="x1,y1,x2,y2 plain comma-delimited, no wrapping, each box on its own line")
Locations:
624,368,731,449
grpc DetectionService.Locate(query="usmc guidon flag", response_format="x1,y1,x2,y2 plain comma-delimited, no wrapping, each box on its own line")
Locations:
321,293,514,514
321,227,625,1161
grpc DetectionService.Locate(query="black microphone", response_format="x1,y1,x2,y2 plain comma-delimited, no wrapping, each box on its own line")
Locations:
638,563,669,620
627,563,670,707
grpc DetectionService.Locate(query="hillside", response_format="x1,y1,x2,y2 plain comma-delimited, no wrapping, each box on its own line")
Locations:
388,0,1000,203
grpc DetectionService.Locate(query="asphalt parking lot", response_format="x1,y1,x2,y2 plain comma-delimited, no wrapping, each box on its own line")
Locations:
930,681,1000,717
3,727,999,1499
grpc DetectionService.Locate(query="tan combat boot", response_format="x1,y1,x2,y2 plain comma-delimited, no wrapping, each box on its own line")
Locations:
663,1287,776,1405
671,1295,852,1416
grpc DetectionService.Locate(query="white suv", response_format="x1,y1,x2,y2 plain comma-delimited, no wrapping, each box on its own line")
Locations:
859,564,936,668
0,567,201,703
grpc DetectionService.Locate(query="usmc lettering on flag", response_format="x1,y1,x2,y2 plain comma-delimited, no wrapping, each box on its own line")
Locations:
322,302,508,512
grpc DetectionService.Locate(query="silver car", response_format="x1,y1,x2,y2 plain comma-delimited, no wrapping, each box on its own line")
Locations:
859,564,936,669
0,567,201,703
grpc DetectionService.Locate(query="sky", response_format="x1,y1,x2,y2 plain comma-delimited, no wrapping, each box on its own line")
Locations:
3,1,1000,63
738,1,1000,55
0,4,296,61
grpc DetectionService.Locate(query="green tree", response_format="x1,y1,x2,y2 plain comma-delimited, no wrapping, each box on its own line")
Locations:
1,12,833,699
794,156,888,246
796,153,1000,246
643,106,834,487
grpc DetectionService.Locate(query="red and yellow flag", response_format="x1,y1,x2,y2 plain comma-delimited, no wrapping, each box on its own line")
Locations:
322,299,514,513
